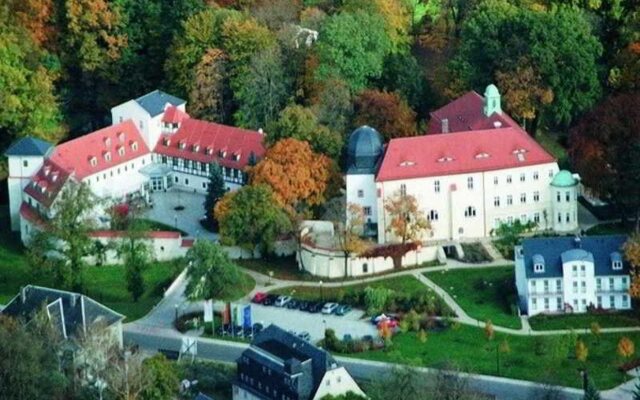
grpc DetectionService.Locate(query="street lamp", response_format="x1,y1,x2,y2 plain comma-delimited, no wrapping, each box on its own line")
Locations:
577,368,588,392
319,280,324,302
174,214,178,230
268,271,274,285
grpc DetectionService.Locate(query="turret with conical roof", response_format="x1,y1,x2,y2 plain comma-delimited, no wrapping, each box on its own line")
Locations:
483,84,502,117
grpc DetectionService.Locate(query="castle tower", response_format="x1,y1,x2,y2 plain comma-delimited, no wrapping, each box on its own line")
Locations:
345,126,383,238
483,84,502,116
4,137,53,231
551,170,579,232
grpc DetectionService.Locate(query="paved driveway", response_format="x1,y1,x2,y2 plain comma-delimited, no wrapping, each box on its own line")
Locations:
143,188,218,240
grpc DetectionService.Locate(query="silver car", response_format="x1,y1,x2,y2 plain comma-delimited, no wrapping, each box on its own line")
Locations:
274,295,292,307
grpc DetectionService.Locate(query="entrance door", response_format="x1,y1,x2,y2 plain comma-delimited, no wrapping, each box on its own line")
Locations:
151,177,164,191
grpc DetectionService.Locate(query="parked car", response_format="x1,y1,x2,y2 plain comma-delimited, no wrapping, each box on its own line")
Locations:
253,323,264,335
298,300,310,312
321,302,339,315
307,302,323,313
275,295,292,307
251,292,268,304
335,304,352,316
286,299,300,309
232,326,244,337
298,331,311,341
263,294,279,306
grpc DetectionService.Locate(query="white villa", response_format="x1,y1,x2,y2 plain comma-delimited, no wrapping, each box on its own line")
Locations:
5,90,265,243
515,235,631,316
346,84,580,245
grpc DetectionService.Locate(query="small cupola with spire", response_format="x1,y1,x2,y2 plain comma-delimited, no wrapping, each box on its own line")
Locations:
483,84,502,117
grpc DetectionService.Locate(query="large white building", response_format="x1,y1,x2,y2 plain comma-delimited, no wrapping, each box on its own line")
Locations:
346,84,580,244
5,90,265,242
515,235,631,316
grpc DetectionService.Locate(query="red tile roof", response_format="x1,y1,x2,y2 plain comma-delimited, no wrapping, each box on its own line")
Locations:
89,230,182,239
154,118,265,169
376,127,556,182
428,91,519,134
181,238,195,248
162,105,190,124
23,159,72,207
19,202,46,226
49,120,150,180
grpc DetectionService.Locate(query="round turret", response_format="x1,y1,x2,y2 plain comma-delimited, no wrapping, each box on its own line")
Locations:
346,125,383,174
551,170,579,232
551,170,578,188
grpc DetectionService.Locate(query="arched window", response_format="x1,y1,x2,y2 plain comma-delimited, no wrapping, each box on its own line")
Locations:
464,206,476,217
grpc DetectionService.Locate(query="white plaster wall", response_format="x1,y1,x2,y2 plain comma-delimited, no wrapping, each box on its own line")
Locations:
7,155,45,231
346,173,378,224
82,154,152,200
551,185,579,232
376,162,560,244
298,244,439,278
312,367,367,400
171,171,242,193
562,260,596,312
111,101,161,149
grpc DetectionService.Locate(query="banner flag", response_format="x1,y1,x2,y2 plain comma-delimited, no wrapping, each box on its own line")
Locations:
223,302,231,326
203,300,213,323
235,304,243,327
243,305,252,329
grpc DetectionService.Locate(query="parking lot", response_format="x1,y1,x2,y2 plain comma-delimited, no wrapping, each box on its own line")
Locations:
247,302,378,342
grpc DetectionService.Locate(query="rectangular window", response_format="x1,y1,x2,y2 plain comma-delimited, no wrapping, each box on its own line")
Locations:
565,191,570,202
23,160,28,167
623,295,629,308
493,176,499,185
532,298,537,310
581,281,586,293
572,265,577,277
520,193,526,204
543,280,549,293
534,213,540,224
363,206,372,216
507,195,513,206
185,178,189,185
467,176,474,190
533,191,540,202
557,213,562,223
580,265,585,277
400,184,407,196
622,277,628,288
610,296,615,308
533,171,539,180
494,196,500,207
549,170,554,178
597,296,602,308
357,190,364,198
507,175,512,184
596,278,602,291
520,173,525,182
434,180,440,193
557,297,562,310
556,279,562,292
544,297,550,310
557,192,561,202
609,278,614,290
572,281,578,294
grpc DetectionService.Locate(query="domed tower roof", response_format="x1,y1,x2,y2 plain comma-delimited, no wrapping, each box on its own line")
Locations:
347,125,384,174
484,84,500,97
551,170,578,187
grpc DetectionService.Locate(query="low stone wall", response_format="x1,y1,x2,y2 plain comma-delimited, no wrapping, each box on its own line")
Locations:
297,243,442,278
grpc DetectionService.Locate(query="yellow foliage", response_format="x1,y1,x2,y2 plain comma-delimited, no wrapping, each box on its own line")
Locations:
618,336,635,359
624,234,640,299
484,320,494,341
575,339,589,363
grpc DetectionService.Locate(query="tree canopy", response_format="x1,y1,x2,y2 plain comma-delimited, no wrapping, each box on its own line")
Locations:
185,240,244,300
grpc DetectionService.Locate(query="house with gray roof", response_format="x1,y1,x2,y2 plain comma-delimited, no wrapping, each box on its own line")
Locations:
233,325,365,400
1,285,124,347
515,235,631,316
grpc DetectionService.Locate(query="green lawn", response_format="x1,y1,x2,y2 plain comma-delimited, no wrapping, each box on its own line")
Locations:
529,312,640,331
425,266,522,329
350,324,639,390
585,222,632,236
237,256,313,281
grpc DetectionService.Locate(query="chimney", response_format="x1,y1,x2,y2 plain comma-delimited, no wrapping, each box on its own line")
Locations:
441,118,449,134
20,286,27,303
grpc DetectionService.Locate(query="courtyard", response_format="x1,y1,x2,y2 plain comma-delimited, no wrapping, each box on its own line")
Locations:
144,188,218,240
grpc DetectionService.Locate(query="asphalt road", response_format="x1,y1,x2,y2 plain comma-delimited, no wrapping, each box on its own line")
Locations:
124,325,585,400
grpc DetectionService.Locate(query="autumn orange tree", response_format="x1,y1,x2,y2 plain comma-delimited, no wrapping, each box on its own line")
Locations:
384,190,430,244
618,336,635,361
354,89,417,140
624,234,640,300
189,48,231,123
250,138,338,213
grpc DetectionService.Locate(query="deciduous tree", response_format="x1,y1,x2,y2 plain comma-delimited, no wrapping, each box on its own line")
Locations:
185,240,244,301
354,89,417,140
618,336,635,360
250,138,337,211
315,78,353,134
625,234,640,299
383,191,430,244
569,92,640,229
9,0,57,49
266,105,343,160
315,11,391,91
119,220,151,302
141,354,179,400
215,185,292,254
189,48,231,123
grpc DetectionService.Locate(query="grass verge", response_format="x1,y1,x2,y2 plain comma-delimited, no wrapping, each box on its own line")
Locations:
425,266,522,329
529,312,640,331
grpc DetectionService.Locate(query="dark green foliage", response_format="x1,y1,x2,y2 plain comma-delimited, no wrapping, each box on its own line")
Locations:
378,52,431,120
583,379,601,400
184,240,244,301
141,354,179,400
492,220,536,259
203,164,226,230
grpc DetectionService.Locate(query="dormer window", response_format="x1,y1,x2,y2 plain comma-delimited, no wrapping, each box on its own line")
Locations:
475,152,490,159
43,166,51,176
131,141,138,151
163,138,171,146
118,132,125,142
117,146,125,156
219,150,227,158
90,157,98,167
104,137,111,147
193,144,200,153
399,160,415,167
51,172,58,182
104,152,112,162
532,254,545,273
233,152,241,161
611,252,623,270
179,141,186,150
206,146,213,155
437,156,454,163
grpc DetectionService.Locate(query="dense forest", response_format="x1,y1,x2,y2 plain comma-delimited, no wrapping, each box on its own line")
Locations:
0,0,638,181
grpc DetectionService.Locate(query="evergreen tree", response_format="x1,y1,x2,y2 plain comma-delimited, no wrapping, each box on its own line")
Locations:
583,379,601,400
203,163,226,230
633,377,640,400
